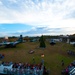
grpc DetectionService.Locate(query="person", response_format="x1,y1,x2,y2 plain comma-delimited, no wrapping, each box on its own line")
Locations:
32,57,35,64
65,68,69,75
61,60,64,66
41,58,44,65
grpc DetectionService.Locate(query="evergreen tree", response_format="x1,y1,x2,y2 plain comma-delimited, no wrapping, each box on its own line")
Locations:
39,35,46,48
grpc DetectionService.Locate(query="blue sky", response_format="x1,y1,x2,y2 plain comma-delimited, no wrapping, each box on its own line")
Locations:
0,0,75,37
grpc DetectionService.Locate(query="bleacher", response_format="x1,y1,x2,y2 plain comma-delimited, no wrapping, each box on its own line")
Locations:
61,60,75,75
0,62,44,75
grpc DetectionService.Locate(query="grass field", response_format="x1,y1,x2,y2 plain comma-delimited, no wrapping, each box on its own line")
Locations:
0,41,75,75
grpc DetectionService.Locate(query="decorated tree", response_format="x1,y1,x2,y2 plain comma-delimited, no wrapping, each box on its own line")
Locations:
39,35,46,48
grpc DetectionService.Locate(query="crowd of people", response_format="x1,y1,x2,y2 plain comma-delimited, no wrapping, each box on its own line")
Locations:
61,60,75,75
0,61,49,75
67,50,75,56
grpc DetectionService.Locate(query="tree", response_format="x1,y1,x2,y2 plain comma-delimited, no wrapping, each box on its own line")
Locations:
39,35,46,48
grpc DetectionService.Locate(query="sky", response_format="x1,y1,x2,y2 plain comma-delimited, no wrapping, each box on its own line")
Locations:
0,0,75,37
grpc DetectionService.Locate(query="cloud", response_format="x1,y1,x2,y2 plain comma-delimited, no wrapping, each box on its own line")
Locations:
65,11,75,19
11,26,69,36
0,26,74,37
0,0,75,35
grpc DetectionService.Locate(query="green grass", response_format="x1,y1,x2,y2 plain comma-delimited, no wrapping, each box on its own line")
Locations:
0,42,75,75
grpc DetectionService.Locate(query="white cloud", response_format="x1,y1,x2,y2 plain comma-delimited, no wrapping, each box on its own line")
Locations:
0,0,75,35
